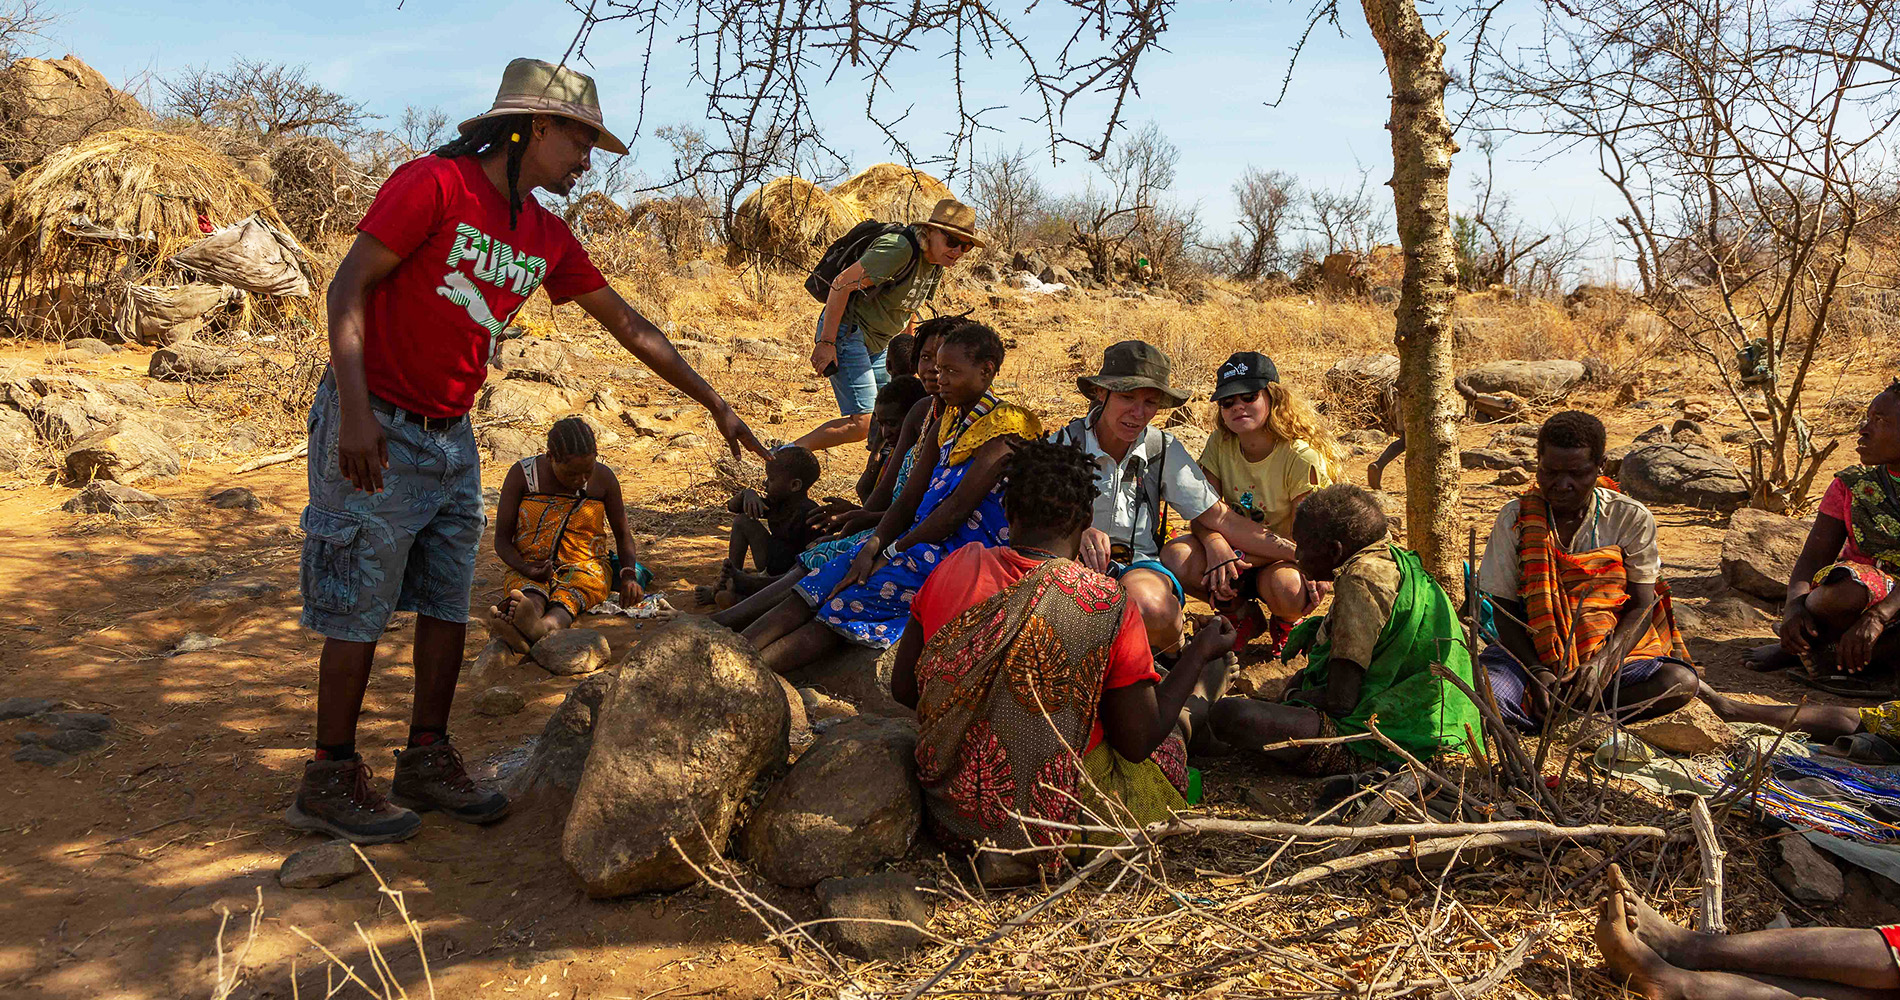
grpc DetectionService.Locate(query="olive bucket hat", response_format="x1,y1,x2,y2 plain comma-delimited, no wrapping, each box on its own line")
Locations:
457,58,628,155
1076,340,1190,408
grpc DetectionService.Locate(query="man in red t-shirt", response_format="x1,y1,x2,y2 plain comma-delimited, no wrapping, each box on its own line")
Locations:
288,59,768,844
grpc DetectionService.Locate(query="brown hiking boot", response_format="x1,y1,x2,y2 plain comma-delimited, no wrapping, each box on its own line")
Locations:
389,739,510,824
284,757,422,844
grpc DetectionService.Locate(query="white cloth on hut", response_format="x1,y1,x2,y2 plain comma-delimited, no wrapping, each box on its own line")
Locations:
120,283,239,346
169,215,313,298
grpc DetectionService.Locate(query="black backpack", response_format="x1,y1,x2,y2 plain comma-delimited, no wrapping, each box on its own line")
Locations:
804,221,921,303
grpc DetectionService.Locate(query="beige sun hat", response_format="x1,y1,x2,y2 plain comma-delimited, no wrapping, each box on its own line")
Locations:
915,198,986,247
457,58,628,155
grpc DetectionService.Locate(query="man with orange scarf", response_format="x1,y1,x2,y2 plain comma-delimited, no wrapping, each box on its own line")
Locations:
1476,411,1698,729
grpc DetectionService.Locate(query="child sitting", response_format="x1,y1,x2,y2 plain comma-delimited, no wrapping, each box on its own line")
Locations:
487,417,642,652
717,445,822,603
1211,484,1482,775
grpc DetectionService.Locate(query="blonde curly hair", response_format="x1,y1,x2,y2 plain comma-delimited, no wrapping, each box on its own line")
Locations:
1209,382,1347,484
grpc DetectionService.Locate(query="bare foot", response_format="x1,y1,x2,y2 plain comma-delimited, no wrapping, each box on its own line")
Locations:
1606,865,1697,967
511,591,555,643
484,611,532,656
1596,892,1685,1000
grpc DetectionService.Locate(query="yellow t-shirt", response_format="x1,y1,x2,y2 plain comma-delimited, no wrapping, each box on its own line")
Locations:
1197,434,1330,537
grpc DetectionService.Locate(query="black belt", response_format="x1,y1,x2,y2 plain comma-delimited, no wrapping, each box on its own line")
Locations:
368,395,466,432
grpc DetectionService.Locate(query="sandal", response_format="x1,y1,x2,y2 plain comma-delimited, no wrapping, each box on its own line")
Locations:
1791,671,1895,700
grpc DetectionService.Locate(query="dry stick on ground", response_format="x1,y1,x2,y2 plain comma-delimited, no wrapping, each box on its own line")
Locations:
1430,929,1541,1000
1265,824,1670,892
1687,797,1727,933
1431,663,1556,815
234,442,308,474
1362,718,1495,819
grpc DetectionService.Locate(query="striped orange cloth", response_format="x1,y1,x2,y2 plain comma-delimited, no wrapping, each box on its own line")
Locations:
1517,485,1693,682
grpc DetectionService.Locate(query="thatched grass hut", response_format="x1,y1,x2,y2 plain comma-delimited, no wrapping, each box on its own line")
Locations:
830,163,952,226
0,128,312,339
725,176,857,271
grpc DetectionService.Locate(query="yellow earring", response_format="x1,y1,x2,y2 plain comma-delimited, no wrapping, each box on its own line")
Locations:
510,133,521,143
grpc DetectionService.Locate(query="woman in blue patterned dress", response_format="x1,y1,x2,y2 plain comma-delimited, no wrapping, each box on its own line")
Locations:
710,317,954,630
742,321,1041,674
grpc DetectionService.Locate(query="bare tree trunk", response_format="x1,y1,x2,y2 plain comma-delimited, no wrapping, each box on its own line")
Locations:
1362,0,1463,599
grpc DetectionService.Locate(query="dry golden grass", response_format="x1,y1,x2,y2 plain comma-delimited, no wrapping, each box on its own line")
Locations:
725,176,858,272
828,162,954,225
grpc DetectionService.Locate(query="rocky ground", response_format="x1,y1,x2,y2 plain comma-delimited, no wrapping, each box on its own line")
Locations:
1,273,1895,999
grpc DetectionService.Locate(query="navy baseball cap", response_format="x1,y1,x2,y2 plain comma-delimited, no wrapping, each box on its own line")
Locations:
1212,351,1280,400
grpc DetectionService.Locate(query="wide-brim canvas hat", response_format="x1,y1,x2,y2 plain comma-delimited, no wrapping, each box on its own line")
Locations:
915,198,987,247
458,58,628,155
1077,340,1190,407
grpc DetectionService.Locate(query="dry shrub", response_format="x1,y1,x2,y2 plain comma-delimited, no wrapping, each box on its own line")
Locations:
725,176,856,271
587,228,678,318
266,133,377,243
0,54,150,171
564,190,629,236
829,162,952,224
628,194,716,262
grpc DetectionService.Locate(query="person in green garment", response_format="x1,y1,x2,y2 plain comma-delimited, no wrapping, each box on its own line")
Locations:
1210,483,1483,775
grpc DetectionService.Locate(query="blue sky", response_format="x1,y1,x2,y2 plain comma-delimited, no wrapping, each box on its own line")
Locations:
51,0,1619,275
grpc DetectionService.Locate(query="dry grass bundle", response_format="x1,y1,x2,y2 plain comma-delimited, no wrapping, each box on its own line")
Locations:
829,161,953,224
0,127,283,263
0,54,150,170
564,190,630,236
725,175,857,271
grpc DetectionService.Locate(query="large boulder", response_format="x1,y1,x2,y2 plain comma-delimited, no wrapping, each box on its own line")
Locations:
784,644,912,719
1621,442,1749,510
62,481,166,516
494,338,571,384
1720,509,1812,602
148,341,245,382
1461,360,1587,400
0,405,35,471
742,716,922,888
476,380,570,425
506,671,615,821
63,423,180,485
814,873,934,961
1323,354,1400,429
562,620,789,897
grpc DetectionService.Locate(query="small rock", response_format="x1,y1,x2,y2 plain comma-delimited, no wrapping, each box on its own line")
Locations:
206,486,262,511
34,711,112,732
1626,699,1734,756
677,260,714,280
64,423,181,485
1495,468,1530,486
183,575,280,612
12,746,72,767
0,697,59,720
61,338,115,357
1721,508,1812,602
735,338,794,361
1462,359,1587,400
1461,448,1518,471
505,671,616,820
173,632,225,654
531,628,610,676
1772,835,1844,907
148,341,245,382
669,432,710,449
63,481,167,516
473,686,527,717
814,873,933,961
799,687,859,723
18,729,106,753
279,840,364,889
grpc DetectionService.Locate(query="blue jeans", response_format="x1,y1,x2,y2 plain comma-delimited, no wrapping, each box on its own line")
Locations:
300,378,485,642
816,313,888,417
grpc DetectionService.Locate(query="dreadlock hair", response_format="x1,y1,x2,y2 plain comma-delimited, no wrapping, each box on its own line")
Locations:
1537,410,1608,464
941,320,1006,371
885,333,917,379
1002,440,1097,541
877,375,929,414
769,444,821,491
1292,484,1388,555
547,416,597,458
434,115,533,230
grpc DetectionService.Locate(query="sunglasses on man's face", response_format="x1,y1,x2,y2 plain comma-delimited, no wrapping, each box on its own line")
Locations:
1218,390,1262,408
941,234,973,252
